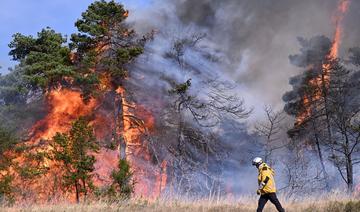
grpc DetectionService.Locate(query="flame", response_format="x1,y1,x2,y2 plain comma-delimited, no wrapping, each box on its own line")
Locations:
296,0,349,125
28,89,96,142
116,87,167,198
8,89,98,202
8,89,121,202
330,0,349,58
6,22,166,202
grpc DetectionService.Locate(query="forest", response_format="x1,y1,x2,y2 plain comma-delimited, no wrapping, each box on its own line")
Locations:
0,0,360,211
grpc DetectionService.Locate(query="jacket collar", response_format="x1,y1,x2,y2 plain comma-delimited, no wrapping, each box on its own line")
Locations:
258,162,268,171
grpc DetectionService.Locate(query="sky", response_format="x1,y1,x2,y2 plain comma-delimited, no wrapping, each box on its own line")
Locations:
0,0,149,74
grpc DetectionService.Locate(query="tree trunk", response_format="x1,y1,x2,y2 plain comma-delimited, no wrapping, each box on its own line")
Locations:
75,181,80,203
118,91,126,159
312,123,330,190
321,69,333,144
315,139,329,186
82,178,87,202
344,134,354,193
346,154,353,193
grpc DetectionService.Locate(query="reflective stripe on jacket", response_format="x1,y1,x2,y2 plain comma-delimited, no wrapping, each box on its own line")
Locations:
257,163,276,194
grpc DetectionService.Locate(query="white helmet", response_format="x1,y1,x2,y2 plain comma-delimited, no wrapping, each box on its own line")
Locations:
252,157,263,166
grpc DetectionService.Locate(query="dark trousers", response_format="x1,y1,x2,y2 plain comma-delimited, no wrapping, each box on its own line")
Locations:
257,193,285,212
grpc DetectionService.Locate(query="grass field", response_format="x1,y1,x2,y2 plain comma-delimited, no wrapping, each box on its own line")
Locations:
2,195,360,212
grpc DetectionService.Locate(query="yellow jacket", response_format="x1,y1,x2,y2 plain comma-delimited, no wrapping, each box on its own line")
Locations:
257,163,276,194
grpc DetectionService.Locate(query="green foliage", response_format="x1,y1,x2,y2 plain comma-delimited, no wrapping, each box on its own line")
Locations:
49,117,99,202
74,73,100,103
0,67,45,134
116,47,144,63
96,158,134,200
8,33,36,61
109,159,134,199
169,79,192,95
72,0,127,43
0,175,14,204
8,27,74,91
15,149,49,182
17,164,47,179
0,127,17,203
70,0,128,58
0,66,29,105
70,0,144,99
0,127,17,170
107,47,143,80
6,1,144,102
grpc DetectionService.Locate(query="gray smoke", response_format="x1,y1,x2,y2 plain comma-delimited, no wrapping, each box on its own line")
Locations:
125,0,360,120
121,0,360,196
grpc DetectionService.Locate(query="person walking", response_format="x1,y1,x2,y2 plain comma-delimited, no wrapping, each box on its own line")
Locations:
252,157,285,212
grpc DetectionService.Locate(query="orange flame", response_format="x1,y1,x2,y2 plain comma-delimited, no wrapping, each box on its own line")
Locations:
116,87,167,198
296,0,349,125
28,89,96,142
329,0,349,58
7,24,166,202
8,89,98,202
8,89,122,202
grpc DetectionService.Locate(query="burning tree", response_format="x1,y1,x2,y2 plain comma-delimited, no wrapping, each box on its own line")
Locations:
282,0,360,193
70,0,143,101
283,36,333,191
1,0,157,202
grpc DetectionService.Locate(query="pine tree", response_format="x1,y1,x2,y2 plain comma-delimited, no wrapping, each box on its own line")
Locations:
108,159,134,199
70,0,143,100
49,117,99,203
8,28,73,91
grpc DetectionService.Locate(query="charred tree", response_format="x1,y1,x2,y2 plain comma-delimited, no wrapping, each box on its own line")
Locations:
283,36,334,190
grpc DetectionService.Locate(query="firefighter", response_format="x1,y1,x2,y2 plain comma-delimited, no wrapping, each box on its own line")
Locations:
252,157,285,212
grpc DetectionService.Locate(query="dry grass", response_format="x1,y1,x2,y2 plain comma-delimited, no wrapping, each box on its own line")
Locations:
1,194,360,212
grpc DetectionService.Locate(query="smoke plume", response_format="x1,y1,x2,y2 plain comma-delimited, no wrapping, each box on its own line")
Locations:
125,0,360,119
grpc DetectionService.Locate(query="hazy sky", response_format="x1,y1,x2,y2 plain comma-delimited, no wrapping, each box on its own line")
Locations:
0,0,150,74
123,0,360,111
